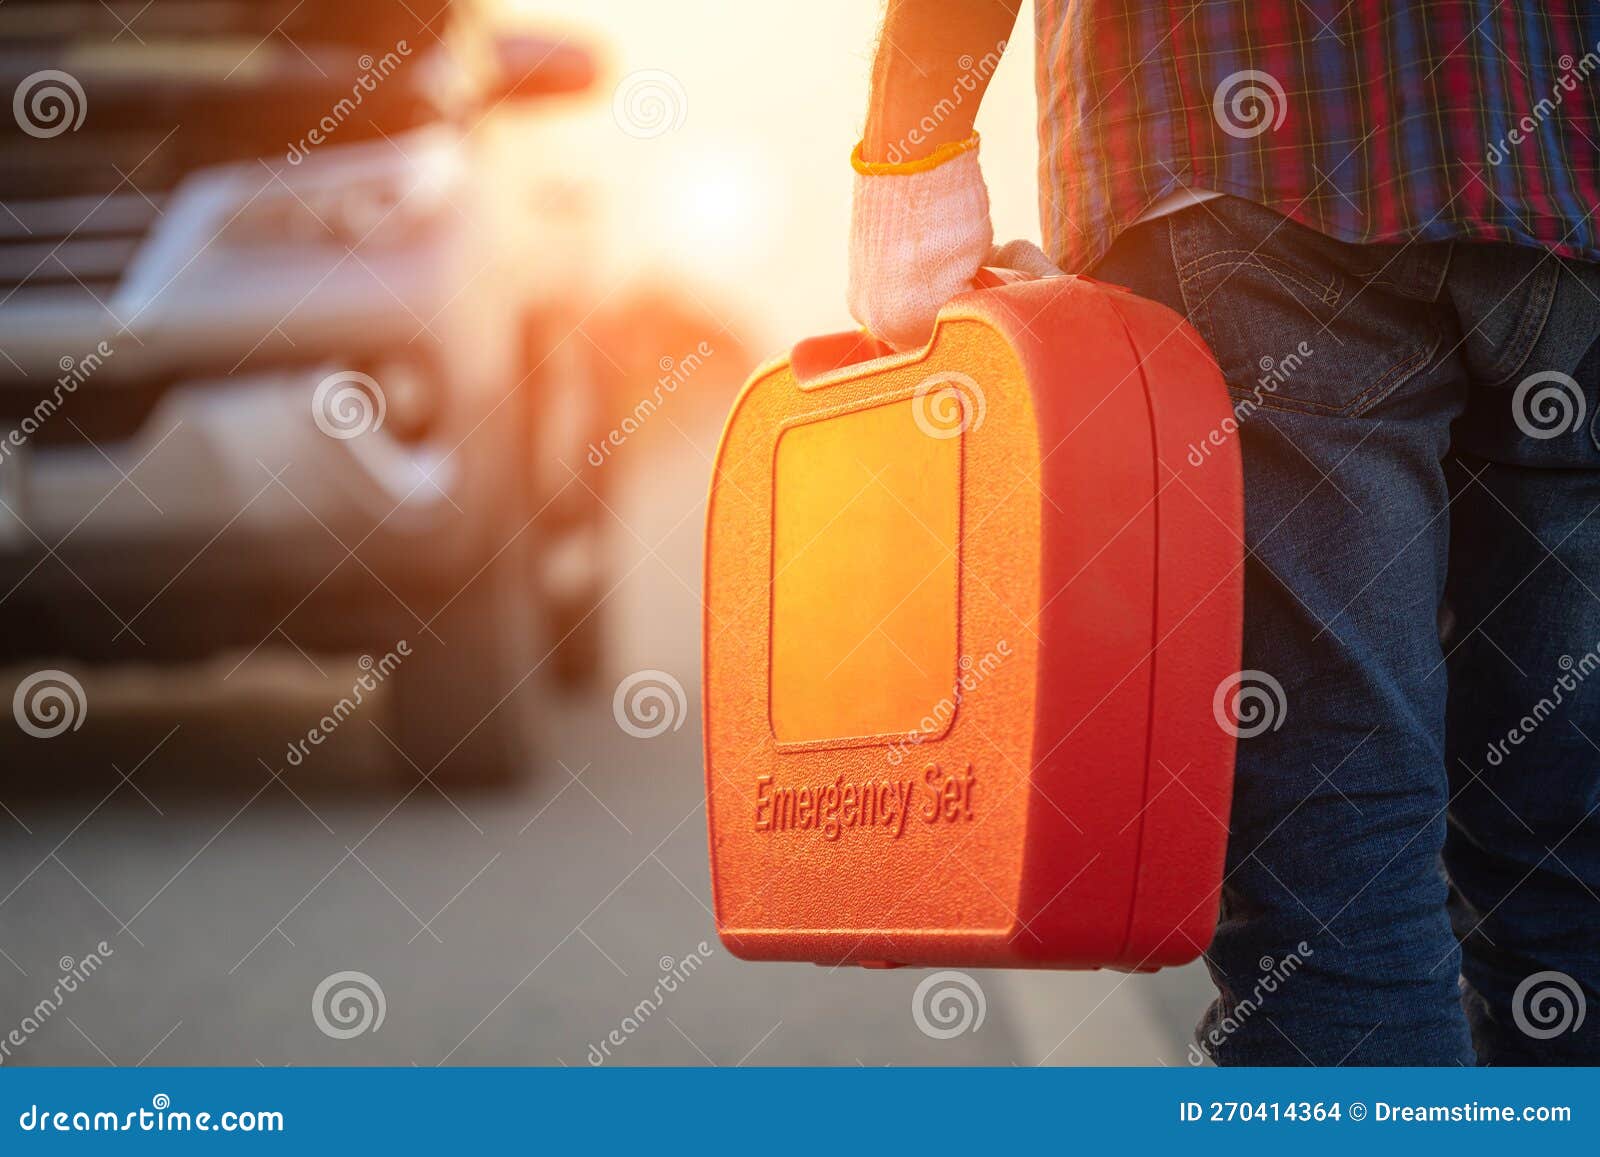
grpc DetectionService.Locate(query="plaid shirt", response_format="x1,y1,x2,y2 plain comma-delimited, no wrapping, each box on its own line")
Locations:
1036,1,1600,272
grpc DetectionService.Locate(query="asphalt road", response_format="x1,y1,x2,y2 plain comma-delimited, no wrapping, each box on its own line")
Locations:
0,403,1211,1067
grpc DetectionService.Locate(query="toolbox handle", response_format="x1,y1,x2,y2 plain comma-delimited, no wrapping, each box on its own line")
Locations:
971,265,1036,289
788,268,1036,386
975,258,1130,294
789,330,902,385
790,249,1121,387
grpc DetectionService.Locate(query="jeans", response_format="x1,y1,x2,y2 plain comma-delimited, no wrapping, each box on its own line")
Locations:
1092,196,1600,1066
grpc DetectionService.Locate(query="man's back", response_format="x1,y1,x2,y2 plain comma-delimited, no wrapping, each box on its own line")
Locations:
1035,1,1600,270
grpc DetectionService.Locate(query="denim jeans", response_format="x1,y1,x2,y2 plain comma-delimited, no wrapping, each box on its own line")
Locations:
1093,197,1600,1066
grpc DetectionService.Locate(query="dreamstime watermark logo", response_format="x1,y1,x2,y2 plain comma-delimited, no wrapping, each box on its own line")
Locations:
285,643,410,767
1512,970,1586,1040
877,42,1006,165
887,639,1012,765
1212,70,1287,139
612,669,687,738
588,340,714,467
312,370,386,439
1188,943,1313,1064
286,41,412,163
612,70,687,139
1187,342,1314,467
17,1094,283,1134
13,70,87,139
1212,670,1287,739
1511,370,1586,440
1483,642,1600,768
13,669,86,739
0,941,113,1065
585,940,715,1064
312,970,386,1039
912,371,985,439
1486,41,1600,164
1,341,113,463
911,971,986,1039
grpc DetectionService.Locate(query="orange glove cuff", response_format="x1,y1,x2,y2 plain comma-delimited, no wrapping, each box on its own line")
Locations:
850,132,981,177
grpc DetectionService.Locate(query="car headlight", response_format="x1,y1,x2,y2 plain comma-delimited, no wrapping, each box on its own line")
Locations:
225,140,463,249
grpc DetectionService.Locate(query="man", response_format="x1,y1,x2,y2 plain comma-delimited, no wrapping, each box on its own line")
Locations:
850,0,1600,1065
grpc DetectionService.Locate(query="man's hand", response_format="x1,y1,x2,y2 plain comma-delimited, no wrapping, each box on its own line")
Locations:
848,1,1021,350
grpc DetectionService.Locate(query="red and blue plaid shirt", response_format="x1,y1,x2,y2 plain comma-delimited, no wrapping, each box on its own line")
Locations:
1036,1,1600,272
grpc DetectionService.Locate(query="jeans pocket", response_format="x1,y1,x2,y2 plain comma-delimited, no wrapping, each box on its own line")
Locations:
1169,201,1443,417
1450,251,1600,466
1445,245,1560,389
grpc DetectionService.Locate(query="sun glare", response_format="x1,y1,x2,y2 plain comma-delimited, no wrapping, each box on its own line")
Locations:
662,151,775,271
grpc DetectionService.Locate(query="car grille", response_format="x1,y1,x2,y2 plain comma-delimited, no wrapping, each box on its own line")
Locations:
0,0,451,307
0,192,165,303
0,131,178,306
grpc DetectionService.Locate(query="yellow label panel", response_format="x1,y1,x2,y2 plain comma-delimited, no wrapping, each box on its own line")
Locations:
770,398,960,744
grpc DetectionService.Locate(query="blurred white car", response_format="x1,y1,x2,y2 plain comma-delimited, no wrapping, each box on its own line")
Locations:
0,0,609,781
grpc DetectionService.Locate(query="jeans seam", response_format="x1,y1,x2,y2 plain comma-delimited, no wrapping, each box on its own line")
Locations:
1177,249,1342,307
1346,327,1444,415
1169,217,1221,377
1483,262,1558,387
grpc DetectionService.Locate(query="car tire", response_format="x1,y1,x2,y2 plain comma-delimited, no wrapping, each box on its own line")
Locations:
545,579,605,688
528,316,611,691
388,516,540,789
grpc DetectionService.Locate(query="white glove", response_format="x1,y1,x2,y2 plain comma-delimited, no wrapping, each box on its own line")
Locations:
988,238,1065,279
847,134,993,351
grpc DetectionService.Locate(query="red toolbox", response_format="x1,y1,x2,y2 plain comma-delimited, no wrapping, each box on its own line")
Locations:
703,271,1242,969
